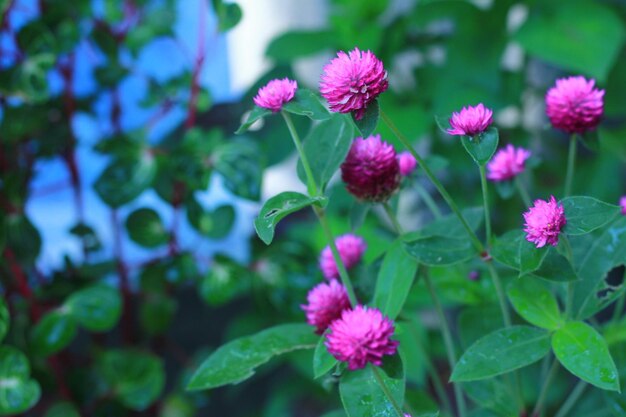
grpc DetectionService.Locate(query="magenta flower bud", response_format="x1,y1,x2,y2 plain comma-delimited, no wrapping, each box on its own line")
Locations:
253,78,298,112
545,76,604,134
523,196,567,248
341,135,400,202
301,280,351,335
620,196,626,215
447,103,493,136
319,234,366,280
325,305,399,370
397,151,417,176
320,48,388,120
486,144,531,182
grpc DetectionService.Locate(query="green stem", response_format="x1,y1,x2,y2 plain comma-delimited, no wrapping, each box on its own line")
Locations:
282,111,318,196
371,364,406,417
479,164,492,244
561,236,575,318
415,182,442,218
564,134,577,197
553,380,587,417
383,202,404,235
380,109,484,254
531,359,559,417
486,262,511,327
423,270,467,417
611,289,626,323
515,177,531,207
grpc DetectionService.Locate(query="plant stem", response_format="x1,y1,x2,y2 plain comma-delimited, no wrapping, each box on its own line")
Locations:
282,111,318,196
423,270,467,417
531,359,559,417
478,164,492,244
515,177,531,207
371,365,406,417
611,290,626,322
553,380,587,417
564,134,577,197
380,109,484,254
383,202,403,235
486,262,511,327
414,182,442,218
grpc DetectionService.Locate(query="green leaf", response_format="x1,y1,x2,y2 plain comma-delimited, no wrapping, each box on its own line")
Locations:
352,99,379,137
0,346,40,416
254,192,326,245
463,379,518,417
418,207,484,238
213,0,242,32
514,1,625,81
44,402,81,417
186,198,236,239
31,311,77,356
404,235,474,266
125,208,168,248
491,230,524,269
518,239,547,276
187,324,318,390
552,321,619,391
94,153,156,208
98,349,165,411
199,255,250,306
339,355,405,417
460,127,499,166
507,277,563,330
313,336,337,379
373,240,418,319
451,326,551,381
5,214,41,263
139,294,176,336
282,88,331,121
0,300,8,343
236,106,272,134
214,140,262,201
561,196,621,236
266,30,334,63
64,285,122,332
297,114,355,192
494,180,515,200
530,249,578,282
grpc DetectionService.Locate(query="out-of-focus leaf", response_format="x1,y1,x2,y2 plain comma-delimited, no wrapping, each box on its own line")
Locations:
266,31,334,62
125,208,169,248
64,285,122,332
0,300,8,343
214,140,263,201
373,240,418,319
0,346,40,416
94,153,156,208
353,99,379,137
31,311,77,356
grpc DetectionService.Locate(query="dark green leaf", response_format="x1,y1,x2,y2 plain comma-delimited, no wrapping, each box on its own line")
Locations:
507,277,563,330
373,240,418,319
282,88,331,121
266,30,334,62
494,180,515,199
125,208,168,248
31,311,77,356
187,200,236,239
349,202,370,231
139,294,176,336
451,326,551,381
0,300,8,343
491,230,524,269
64,285,122,332
187,324,318,390
199,255,250,306
214,140,262,201
460,127,499,166
5,214,41,263
463,379,518,417
552,321,619,391
0,346,40,416
212,0,242,32
352,99,379,137
530,248,578,282
44,402,81,417
404,235,474,266
419,207,483,238
254,192,326,245
562,196,621,236
236,106,272,134
94,153,156,208
313,336,336,379
518,238,547,276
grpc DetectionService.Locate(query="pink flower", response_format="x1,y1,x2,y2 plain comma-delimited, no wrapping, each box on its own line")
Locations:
447,103,493,136
341,135,400,202
320,234,367,280
301,280,351,335
523,196,567,248
545,76,604,134
320,48,388,120
253,78,297,112
397,151,417,176
325,305,399,370
620,196,626,215
486,145,531,182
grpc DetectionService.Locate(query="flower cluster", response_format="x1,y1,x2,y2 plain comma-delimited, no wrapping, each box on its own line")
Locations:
621,196,626,215
319,234,366,280
487,145,531,182
397,151,417,176
301,280,351,335
253,78,298,112
546,76,604,134
447,103,493,136
523,196,567,248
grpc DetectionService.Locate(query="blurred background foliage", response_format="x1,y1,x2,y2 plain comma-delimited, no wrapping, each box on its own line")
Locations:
0,0,625,416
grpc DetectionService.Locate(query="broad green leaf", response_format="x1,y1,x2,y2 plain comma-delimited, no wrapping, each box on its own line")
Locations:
339,355,405,417
236,106,271,134
552,321,619,391
139,294,176,336
214,140,262,201
514,1,625,81
458,305,505,349
396,319,427,385
187,324,318,390
94,153,156,208
282,88,331,121
349,202,370,231
518,238,547,276
603,316,626,347
31,311,77,356
64,285,122,332
491,230,524,269
0,300,8,343
199,255,250,306
353,99,379,137
373,240,418,319
125,208,168,248
5,214,41,263
460,127,499,166
463,379,518,417
451,326,551,381
44,402,80,417
186,198,236,238
297,114,355,192
0,346,40,416
419,207,483,239
507,277,563,330
266,30,335,62
530,248,578,283
562,196,621,236
254,192,326,245
212,0,242,32
313,336,336,379
494,179,515,200
404,235,474,266
98,350,164,411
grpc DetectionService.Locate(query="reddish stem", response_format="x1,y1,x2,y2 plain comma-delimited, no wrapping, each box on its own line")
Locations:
3,248,40,321
184,0,207,129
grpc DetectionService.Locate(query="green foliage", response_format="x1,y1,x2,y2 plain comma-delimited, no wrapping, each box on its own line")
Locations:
0,346,41,416
561,196,621,235
460,128,499,166
507,277,563,330
64,285,122,332
94,153,157,208
126,208,169,248
0,300,8,343
313,336,337,379
31,311,77,356
353,99,380,137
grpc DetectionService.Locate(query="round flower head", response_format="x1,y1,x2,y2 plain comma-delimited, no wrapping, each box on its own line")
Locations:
486,144,531,182
253,78,297,112
620,196,626,215
301,280,351,335
545,76,604,134
320,48,388,120
341,135,400,202
447,103,493,136
325,305,399,370
523,196,567,248
397,151,417,176
319,234,367,280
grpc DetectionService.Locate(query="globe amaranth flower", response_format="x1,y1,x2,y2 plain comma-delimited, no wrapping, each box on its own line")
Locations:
447,103,493,136
523,196,567,248
320,48,388,120
486,144,531,182
319,234,367,280
397,151,417,176
301,280,351,335
545,76,604,134
325,305,399,370
341,135,400,202
253,78,297,112
620,196,626,215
